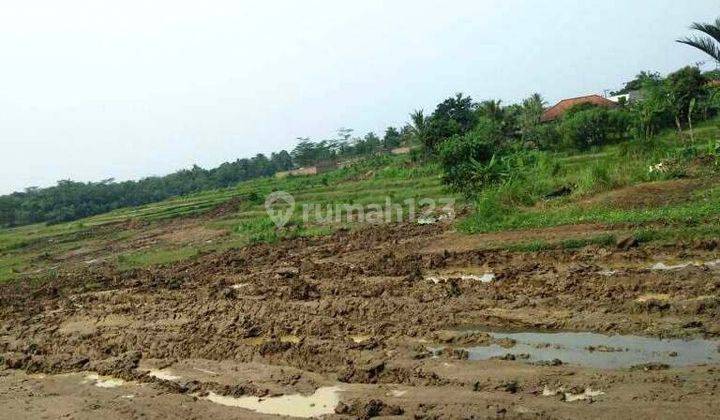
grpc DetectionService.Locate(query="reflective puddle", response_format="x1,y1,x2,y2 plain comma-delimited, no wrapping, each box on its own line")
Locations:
205,386,342,418
427,273,495,284
83,373,126,388
466,331,720,369
543,386,604,402
146,369,182,381
649,259,720,271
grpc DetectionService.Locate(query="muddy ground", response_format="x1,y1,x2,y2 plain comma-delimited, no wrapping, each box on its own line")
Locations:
1,222,720,419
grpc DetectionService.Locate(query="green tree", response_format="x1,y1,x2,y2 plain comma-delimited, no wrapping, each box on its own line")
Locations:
664,66,707,136
425,93,478,152
611,71,662,96
559,107,627,150
409,109,429,148
382,127,402,149
629,79,671,141
291,138,318,167
270,150,294,171
477,99,505,122
518,93,546,140
361,132,382,154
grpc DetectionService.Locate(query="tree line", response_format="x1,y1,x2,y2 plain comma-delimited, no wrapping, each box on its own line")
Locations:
0,125,410,227
3,16,719,228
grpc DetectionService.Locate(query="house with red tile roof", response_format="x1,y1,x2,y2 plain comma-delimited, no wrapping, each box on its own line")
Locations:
540,94,618,123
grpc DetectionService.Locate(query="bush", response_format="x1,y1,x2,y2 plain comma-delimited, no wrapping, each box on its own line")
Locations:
559,107,630,150
524,123,560,151
438,118,506,195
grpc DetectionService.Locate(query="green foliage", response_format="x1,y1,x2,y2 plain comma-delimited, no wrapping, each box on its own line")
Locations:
574,161,616,195
611,71,662,96
438,118,506,195
559,107,630,150
382,127,402,149
524,123,560,150
238,217,280,244
425,93,478,152
519,93,546,139
459,120,720,235
676,17,720,65
461,184,720,234
628,78,671,141
665,66,707,130
0,150,294,227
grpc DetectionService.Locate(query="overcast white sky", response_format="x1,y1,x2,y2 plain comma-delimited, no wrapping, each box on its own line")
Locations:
0,0,718,194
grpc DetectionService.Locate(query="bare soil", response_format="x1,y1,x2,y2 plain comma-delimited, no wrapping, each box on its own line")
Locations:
2,222,720,419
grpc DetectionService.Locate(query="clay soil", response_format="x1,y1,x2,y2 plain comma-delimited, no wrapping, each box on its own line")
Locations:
2,222,720,419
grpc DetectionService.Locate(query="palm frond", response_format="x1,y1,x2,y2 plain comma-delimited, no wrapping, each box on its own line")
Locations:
688,18,720,44
677,35,720,63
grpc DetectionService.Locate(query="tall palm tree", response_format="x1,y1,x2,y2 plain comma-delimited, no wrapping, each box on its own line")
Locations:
477,99,505,121
519,93,546,138
677,17,720,65
409,109,427,145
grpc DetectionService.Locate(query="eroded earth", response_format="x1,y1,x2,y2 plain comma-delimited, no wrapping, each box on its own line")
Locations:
2,222,720,418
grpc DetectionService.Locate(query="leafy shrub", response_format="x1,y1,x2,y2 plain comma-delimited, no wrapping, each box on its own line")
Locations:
559,107,630,150
524,123,560,151
438,118,506,195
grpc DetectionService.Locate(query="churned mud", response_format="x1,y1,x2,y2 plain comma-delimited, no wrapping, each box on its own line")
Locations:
2,222,720,418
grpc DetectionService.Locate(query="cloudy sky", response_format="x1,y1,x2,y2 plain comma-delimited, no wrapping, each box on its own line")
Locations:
0,0,717,194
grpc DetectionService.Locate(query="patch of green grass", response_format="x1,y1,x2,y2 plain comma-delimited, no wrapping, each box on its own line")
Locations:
504,240,554,252
460,185,720,233
0,251,38,283
560,234,616,249
632,224,720,244
499,233,617,253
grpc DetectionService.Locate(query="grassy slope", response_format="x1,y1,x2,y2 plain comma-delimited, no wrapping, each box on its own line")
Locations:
1,119,719,282
460,120,720,240
0,155,458,281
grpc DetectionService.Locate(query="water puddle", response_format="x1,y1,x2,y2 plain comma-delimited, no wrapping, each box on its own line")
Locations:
635,293,670,303
83,373,126,388
349,334,372,344
649,259,720,271
193,367,219,376
596,260,720,276
427,273,495,284
205,386,342,418
146,369,181,381
543,386,604,402
465,331,720,369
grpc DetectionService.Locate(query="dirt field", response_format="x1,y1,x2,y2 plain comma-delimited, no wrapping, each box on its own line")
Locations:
2,222,720,419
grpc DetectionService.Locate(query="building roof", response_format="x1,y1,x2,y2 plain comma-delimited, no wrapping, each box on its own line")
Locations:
540,94,617,122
